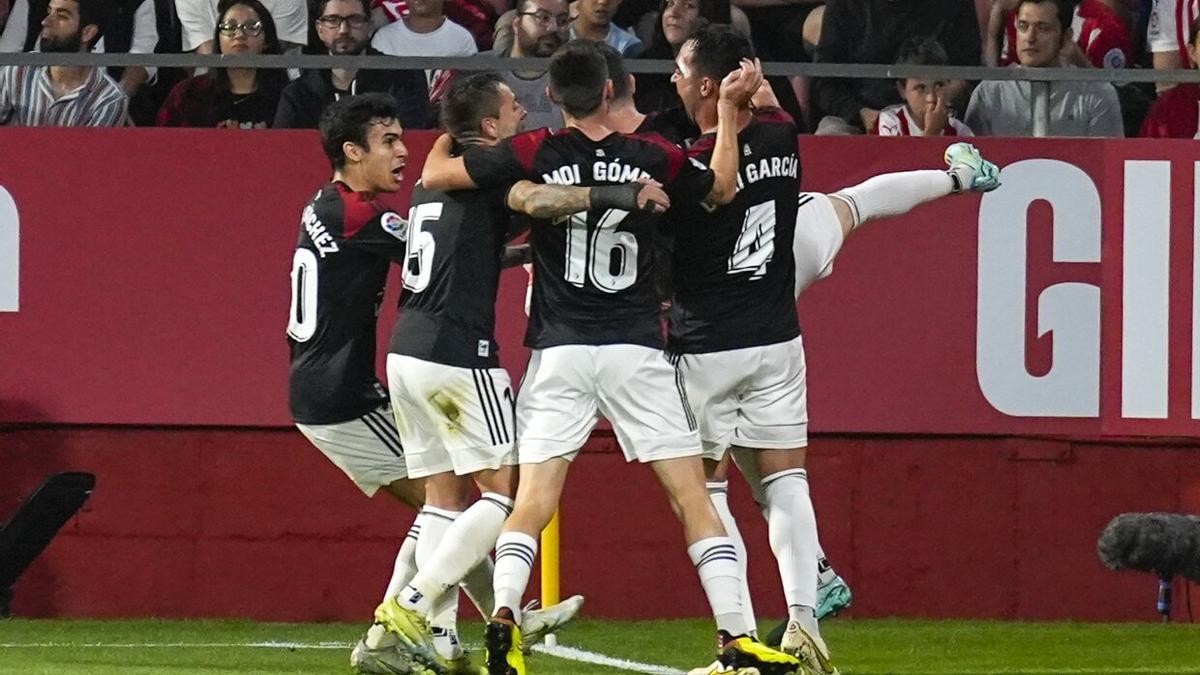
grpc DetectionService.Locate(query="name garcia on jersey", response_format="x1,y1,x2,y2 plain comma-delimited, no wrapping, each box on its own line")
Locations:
736,153,799,191
541,157,652,185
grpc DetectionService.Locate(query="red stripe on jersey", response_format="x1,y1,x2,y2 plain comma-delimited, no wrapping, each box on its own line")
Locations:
898,111,912,136
336,182,381,239
636,131,687,181
750,106,794,125
510,128,551,174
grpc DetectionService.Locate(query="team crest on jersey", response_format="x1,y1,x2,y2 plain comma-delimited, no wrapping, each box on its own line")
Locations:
1103,48,1125,70
380,211,407,241
743,143,752,157
595,149,606,157
477,340,490,357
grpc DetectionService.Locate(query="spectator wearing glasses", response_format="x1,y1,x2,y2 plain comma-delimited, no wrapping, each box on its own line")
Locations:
274,0,430,128
477,0,568,130
175,0,307,53
0,0,128,125
157,0,287,126
570,0,641,56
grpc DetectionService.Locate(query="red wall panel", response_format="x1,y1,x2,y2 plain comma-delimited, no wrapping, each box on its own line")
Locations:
3,428,1197,622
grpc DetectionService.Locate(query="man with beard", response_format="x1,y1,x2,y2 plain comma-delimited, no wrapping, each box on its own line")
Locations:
476,0,567,130
0,0,125,125
274,0,431,129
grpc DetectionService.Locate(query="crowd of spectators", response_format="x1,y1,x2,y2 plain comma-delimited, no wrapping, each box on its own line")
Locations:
1,0,1199,138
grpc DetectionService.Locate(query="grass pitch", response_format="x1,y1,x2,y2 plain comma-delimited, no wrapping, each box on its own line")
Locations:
1,617,1198,674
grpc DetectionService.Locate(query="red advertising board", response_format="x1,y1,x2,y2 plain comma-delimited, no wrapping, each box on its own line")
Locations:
2,130,1200,437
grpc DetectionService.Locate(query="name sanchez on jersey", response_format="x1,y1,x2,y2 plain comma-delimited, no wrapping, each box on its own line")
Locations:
302,203,340,257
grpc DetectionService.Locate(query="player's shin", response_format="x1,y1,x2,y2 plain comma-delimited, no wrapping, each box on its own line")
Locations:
708,480,757,637
492,531,539,623
688,536,750,637
461,555,496,618
383,518,422,602
761,468,821,633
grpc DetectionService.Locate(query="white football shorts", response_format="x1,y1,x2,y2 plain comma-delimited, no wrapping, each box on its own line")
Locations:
516,344,703,464
386,354,518,478
678,335,809,460
295,404,408,496
794,192,847,298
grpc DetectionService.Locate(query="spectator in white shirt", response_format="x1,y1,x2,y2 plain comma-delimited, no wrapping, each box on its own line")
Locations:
874,36,974,137
370,0,475,97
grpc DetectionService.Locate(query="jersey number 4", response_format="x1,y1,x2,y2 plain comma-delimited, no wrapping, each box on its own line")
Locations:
403,202,442,293
562,209,637,293
728,201,776,280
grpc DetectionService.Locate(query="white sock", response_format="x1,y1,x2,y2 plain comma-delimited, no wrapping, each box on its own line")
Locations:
688,536,748,637
707,481,756,636
833,169,954,229
493,531,538,623
762,469,820,636
431,626,464,661
817,543,837,586
383,518,421,602
426,493,513,617
461,555,497,618
400,505,462,616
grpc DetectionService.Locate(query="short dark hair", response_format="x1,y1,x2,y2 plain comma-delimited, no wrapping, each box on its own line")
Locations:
1016,0,1074,38
313,0,371,18
599,44,632,101
686,24,753,82
320,92,402,170
549,40,610,118
894,36,948,83
439,72,505,138
77,0,114,48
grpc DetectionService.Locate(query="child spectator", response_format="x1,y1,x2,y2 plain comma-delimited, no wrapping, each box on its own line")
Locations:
875,37,973,136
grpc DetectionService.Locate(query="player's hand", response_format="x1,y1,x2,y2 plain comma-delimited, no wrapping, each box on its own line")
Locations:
923,95,949,137
719,58,763,108
636,181,670,213
750,78,781,110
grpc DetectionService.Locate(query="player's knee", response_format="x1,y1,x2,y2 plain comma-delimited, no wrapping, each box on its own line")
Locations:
423,472,473,510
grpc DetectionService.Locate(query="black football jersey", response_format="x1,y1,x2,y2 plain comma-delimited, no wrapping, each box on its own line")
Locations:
462,127,715,349
388,182,514,368
636,107,698,146
666,107,802,353
287,181,408,424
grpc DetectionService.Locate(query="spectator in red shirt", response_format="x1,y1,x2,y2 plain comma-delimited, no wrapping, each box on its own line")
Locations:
1141,20,1200,137
986,0,1133,68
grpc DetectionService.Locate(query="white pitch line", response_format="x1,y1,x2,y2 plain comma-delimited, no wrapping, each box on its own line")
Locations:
532,643,686,675
0,641,350,649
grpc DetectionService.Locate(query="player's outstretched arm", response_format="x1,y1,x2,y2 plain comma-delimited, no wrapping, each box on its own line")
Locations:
705,58,762,208
505,180,670,219
420,134,478,191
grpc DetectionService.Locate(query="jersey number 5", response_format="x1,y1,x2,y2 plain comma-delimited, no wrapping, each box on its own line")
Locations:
562,209,637,293
287,248,318,342
728,200,776,280
404,202,443,293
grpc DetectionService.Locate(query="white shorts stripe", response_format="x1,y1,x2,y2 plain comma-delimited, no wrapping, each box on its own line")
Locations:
362,409,403,457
